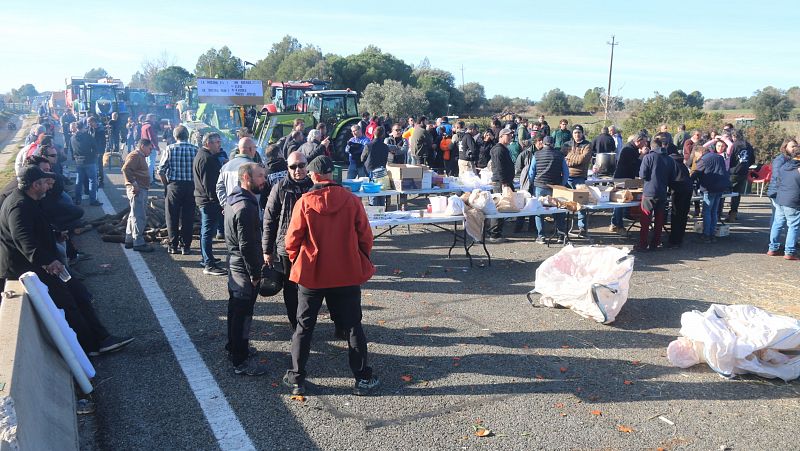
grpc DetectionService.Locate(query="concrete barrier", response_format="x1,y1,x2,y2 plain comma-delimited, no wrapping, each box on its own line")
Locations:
0,281,79,451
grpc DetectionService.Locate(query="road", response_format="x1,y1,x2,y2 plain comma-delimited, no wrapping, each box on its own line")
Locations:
71,160,799,450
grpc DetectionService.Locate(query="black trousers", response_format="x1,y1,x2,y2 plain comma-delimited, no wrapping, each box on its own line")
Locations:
165,181,196,250
669,190,692,245
38,269,109,353
287,285,372,384
226,285,257,366
487,183,506,238
729,174,747,213
275,254,298,331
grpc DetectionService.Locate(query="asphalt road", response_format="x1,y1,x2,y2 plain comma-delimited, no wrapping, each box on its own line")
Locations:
73,161,799,451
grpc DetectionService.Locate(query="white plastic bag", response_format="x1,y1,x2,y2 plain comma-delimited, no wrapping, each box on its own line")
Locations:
520,196,541,213
444,195,464,216
667,304,800,381
429,196,448,213
459,171,482,189
479,167,493,185
468,189,497,214
532,245,635,323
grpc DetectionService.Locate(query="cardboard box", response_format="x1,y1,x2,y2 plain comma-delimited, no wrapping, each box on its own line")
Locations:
387,164,424,191
422,170,433,189
549,185,592,205
588,185,615,203
611,189,643,203
614,178,643,189
693,221,730,237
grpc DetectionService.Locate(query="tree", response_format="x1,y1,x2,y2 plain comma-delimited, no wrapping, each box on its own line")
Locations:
329,46,413,93
154,66,194,99
128,71,147,89
84,67,109,79
751,86,794,123
358,80,429,121
10,84,38,102
583,87,605,113
138,52,177,91
247,35,303,84
624,92,704,133
413,68,456,116
567,95,584,113
195,46,244,79
273,46,325,82
668,89,688,108
461,82,487,115
539,88,569,114
686,91,704,109
488,95,512,113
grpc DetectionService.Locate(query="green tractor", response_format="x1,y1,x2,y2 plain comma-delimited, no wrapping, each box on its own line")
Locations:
253,89,360,162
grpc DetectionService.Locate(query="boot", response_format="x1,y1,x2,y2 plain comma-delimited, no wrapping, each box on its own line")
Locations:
726,211,737,222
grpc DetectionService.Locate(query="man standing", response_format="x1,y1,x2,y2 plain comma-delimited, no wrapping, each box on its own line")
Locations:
70,121,102,206
276,118,305,158
263,151,313,331
486,129,516,243
609,125,624,159
674,124,690,149
345,124,370,179
140,114,160,182
283,156,379,396
659,124,673,147
158,125,198,255
61,109,76,157
457,123,479,175
726,130,755,222
298,129,326,161
538,114,551,137
193,133,226,275
552,119,571,151
224,163,268,376
529,136,569,243
87,116,107,188
561,125,592,237
683,130,701,166
636,137,676,251
610,131,649,232
667,151,693,248
122,139,154,252
408,116,432,166
217,137,262,207
591,127,617,155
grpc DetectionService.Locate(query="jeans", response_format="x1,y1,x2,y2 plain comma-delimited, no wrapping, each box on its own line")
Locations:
165,182,196,250
200,203,222,266
287,284,372,384
347,163,367,180
148,150,159,183
702,192,722,237
568,176,587,229
125,187,148,246
226,287,257,366
487,183,506,238
51,192,85,231
534,186,566,238
769,203,800,256
611,207,625,228
75,163,98,202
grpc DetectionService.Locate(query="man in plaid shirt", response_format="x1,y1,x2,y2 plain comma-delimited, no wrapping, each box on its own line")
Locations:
158,125,198,254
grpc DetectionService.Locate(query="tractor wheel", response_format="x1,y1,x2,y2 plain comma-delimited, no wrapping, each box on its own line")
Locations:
333,128,352,163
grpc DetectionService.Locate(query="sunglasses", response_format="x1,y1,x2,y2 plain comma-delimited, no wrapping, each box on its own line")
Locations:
289,163,307,170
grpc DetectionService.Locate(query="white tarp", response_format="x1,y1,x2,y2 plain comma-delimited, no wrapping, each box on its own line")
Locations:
667,304,800,381
532,245,635,323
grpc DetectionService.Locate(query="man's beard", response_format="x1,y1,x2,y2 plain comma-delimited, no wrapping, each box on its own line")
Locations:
247,182,262,194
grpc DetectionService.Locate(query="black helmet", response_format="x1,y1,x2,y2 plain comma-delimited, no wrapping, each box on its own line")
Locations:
258,265,283,297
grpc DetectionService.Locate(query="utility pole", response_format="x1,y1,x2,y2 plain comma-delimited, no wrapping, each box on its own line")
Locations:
604,35,619,123
461,65,465,89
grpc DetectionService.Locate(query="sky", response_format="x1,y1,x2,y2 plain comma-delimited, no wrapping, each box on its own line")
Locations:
4,0,800,101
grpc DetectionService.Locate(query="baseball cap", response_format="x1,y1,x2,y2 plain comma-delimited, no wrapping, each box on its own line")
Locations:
542,135,554,145
572,125,584,133
18,165,55,188
499,128,514,137
307,155,334,174
636,129,650,141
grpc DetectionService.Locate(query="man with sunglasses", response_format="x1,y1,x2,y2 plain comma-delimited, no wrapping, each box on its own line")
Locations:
263,151,313,331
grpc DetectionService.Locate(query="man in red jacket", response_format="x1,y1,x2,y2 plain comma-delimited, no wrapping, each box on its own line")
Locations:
282,155,379,396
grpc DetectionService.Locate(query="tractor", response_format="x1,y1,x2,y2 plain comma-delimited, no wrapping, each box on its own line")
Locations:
264,79,330,113
183,102,246,153
253,89,360,162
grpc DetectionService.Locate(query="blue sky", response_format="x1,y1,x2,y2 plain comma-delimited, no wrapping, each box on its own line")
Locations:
4,0,799,100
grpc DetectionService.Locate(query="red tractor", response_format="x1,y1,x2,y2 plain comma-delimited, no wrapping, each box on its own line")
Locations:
263,79,330,113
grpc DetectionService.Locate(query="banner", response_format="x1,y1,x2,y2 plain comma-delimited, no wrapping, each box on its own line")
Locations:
197,78,264,105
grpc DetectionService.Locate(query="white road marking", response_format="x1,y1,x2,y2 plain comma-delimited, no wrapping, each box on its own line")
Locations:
97,189,255,451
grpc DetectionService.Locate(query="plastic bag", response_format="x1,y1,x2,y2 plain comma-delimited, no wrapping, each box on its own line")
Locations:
429,196,448,213
532,245,635,323
479,168,493,185
469,190,498,214
459,171,482,189
666,304,800,381
520,197,541,213
494,191,527,212
444,195,464,216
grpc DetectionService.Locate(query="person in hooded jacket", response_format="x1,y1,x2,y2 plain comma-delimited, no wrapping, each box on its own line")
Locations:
636,137,677,251
282,156,379,397
224,163,268,376
769,144,800,260
263,151,313,330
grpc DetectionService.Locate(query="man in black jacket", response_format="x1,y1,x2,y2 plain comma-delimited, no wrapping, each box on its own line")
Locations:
224,163,268,375
263,151,313,330
591,127,617,155
193,133,226,276
71,121,102,206
487,128,516,242
87,116,107,188
457,123,479,175
637,137,676,251
726,130,755,221
610,131,649,232
667,153,693,248
0,166,133,355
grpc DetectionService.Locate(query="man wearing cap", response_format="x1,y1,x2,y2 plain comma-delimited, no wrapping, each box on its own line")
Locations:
610,130,649,233
0,166,134,356
283,155,379,396
457,123,479,175
224,162,268,376
561,125,593,237
486,128,516,243
263,151,313,331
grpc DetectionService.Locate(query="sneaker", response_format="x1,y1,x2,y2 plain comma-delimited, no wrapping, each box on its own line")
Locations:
785,254,799,261
766,250,784,257
199,257,222,267
569,228,588,238
133,244,155,253
535,236,546,245
608,225,623,233
282,374,305,394
353,376,380,396
233,357,268,376
124,242,134,249
89,200,103,206
215,233,225,240
96,335,135,354
181,247,192,255
76,398,95,415
486,236,507,244
203,265,227,276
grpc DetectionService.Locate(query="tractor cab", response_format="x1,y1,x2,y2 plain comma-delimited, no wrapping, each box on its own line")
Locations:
266,79,331,113
303,90,359,134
